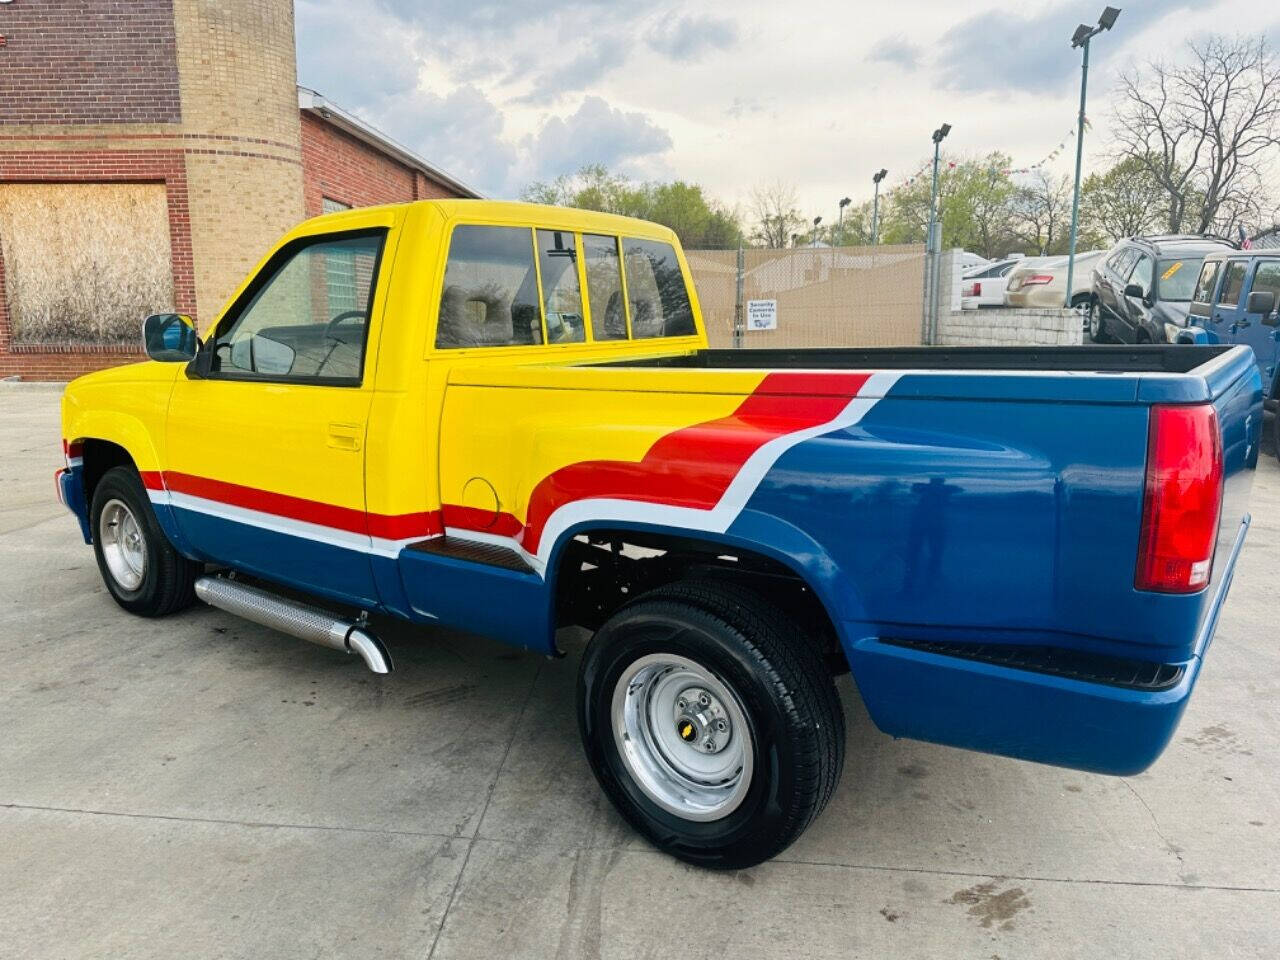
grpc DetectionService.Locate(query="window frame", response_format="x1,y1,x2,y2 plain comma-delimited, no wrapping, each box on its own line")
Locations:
202,227,388,388
425,218,702,355
1218,259,1249,308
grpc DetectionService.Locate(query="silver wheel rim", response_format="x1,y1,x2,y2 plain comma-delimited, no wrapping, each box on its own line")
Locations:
100,498,147,591
611,654,754,822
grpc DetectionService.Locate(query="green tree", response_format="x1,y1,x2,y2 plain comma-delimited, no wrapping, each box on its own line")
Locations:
878,153,1022,259
522,165,741,249
1079,156,1169,244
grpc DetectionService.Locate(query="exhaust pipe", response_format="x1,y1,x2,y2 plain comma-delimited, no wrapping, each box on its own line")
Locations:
195,576,392,674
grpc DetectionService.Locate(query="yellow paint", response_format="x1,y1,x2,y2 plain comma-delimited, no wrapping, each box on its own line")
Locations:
60,199,773,532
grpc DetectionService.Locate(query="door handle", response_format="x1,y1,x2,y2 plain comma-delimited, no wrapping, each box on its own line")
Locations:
327,422,362,451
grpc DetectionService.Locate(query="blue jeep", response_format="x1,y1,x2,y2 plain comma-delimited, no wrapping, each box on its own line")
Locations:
1182,251,1280,458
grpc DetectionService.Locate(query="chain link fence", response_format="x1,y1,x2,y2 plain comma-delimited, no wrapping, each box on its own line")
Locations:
685,243,927,349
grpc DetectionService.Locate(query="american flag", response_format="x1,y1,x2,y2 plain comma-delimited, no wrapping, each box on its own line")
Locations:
1238,225,1253,250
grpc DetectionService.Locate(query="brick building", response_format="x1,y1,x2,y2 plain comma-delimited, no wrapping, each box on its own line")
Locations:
0,0,477,381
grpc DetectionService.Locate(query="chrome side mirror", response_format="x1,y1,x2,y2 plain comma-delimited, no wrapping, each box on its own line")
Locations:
143,313,199,362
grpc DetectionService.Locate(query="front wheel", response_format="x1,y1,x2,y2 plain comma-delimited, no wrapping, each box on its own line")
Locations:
577,580,845,869
91,466,199,616
1085,299,1108,343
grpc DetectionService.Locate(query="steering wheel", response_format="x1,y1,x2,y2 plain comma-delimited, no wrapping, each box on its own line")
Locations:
324,310,367,343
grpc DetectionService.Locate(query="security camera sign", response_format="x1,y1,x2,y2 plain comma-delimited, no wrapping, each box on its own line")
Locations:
747,299,777,331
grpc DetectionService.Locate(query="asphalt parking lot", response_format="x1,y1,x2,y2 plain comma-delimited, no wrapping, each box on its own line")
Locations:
2,382,1278,959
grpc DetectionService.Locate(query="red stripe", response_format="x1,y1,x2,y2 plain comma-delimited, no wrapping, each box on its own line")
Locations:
154,470,441,541
65,439,84,458
442,503,524,537
132,371,871,554
519,372,871,553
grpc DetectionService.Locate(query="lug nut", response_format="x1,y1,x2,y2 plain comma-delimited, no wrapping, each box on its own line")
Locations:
716,719,728,732
698,694,711,707
677,698,687,710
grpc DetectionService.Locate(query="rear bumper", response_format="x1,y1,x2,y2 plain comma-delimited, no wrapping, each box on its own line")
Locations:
843,515,1250,776
1003,288,1063,308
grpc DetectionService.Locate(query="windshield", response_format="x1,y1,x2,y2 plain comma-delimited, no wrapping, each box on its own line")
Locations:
1156,257,1204,302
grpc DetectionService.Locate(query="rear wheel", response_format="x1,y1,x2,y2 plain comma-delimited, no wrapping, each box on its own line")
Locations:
577,579,845,869
91,466,199,616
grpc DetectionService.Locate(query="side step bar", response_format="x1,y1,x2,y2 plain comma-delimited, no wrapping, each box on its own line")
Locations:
194,575,393,674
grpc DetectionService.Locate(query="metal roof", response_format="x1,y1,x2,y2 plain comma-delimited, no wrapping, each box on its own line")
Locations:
297,86,483,200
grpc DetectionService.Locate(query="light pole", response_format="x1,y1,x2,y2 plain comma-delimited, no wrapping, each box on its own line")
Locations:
812,216,823,247
871,169,887,245
926,124,951,344
837,197,851,246
1064,6,1120,309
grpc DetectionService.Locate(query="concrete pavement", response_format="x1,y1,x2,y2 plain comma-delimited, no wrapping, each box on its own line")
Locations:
2,383,1277,959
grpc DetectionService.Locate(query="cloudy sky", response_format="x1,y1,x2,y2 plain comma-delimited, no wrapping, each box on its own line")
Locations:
296,0,1275,221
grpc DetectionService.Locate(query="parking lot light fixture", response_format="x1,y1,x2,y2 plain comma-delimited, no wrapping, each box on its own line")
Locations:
926,126,950,343
871,169,887,246
837,197,851,247
1065,7,1121,309
812,215,823,247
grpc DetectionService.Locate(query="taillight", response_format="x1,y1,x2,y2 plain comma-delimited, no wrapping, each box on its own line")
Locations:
1135,404,1223,593
1023,274,1054,286
973,282,982,296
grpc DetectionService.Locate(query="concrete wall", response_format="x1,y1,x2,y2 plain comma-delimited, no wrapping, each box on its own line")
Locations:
939,307,1084,347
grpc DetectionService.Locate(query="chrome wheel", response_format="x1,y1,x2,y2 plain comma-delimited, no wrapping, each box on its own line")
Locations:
611,653,753,822
99,498,147,591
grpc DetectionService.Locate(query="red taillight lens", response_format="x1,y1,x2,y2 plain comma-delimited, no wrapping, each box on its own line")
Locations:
1135,404,1223,593
1023,274,1054,286
973,282,982,296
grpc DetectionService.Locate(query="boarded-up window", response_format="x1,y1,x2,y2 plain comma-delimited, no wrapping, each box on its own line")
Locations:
0,184,175,346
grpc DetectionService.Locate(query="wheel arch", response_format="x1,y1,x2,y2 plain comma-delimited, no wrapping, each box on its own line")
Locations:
544,517,855,671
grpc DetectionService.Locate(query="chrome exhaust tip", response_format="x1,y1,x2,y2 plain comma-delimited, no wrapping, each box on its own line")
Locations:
195,575,393,674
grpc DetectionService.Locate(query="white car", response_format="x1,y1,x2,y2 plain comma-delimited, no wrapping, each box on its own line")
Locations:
960,257,1025,309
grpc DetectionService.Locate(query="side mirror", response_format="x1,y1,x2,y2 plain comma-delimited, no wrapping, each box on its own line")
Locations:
143,313,198,362
1123,283,1145,300
1246,289,1276,321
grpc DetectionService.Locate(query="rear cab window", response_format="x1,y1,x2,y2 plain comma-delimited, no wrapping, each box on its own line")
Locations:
435,221,697,350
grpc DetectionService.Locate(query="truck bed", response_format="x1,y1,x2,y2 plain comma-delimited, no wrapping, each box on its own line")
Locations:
598,344,1235,373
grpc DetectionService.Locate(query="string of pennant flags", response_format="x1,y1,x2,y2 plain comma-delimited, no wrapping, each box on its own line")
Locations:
886,117,1092,194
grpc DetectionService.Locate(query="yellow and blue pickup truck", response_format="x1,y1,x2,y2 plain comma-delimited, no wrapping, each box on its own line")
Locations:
58,200,1261,868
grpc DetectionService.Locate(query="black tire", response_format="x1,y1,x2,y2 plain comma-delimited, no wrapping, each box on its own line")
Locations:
1273,410,1280,464
577,579,845,870
1085,299,1109,343
90,465,199,616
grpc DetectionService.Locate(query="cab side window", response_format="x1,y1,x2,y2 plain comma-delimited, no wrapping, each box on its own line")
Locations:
210,231,384,384
622,238,695,338
437,226,543,349
1128,254,1154,296
1218,261,1248,307
584,234,627,341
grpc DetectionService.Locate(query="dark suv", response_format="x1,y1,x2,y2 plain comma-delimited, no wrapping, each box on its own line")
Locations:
1086,234,1237,344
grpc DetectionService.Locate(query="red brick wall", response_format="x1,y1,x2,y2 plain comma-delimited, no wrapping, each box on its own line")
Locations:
0,0,181,125
300,113,459,218
0,150,193,380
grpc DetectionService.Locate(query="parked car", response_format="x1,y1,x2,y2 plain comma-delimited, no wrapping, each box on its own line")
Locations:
57,200,1262,870
1003,250,1105,313
1087,235,1237,344
1182,249,1280,459
960,257,1024,309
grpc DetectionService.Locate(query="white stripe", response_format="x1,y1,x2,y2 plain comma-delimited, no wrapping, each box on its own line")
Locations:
450,370,898,577
147,371,896,576
66,457,83,468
